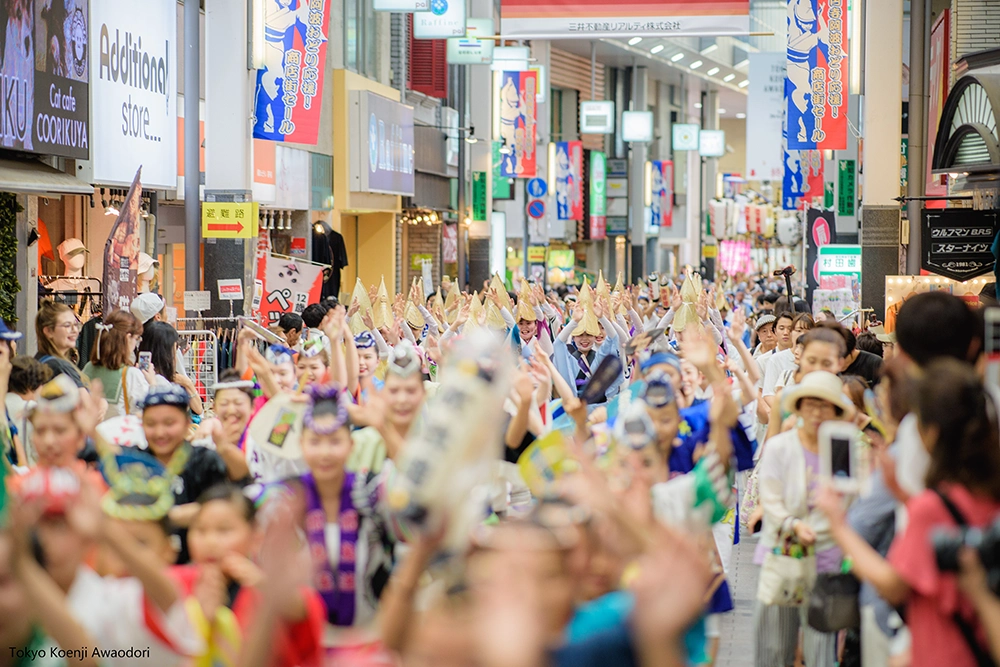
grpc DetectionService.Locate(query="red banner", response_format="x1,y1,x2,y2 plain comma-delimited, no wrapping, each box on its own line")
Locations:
258,253,325,326
497,70,537,178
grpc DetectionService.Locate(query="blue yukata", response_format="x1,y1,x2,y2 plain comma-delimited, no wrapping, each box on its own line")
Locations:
552,334,623,404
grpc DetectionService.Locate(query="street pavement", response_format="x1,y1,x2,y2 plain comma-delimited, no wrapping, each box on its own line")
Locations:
716,528,758,667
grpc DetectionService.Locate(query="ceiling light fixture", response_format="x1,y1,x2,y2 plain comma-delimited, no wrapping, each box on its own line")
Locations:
700,43,718,55
690,60,703,69
628,37,642,45
719,108,727,114
723,73,736,82
736,113,746,119
735,58,749,69
650,44,664,54
670,53,684,62
706,67,720,76
694,102,703,109
738,79,749,88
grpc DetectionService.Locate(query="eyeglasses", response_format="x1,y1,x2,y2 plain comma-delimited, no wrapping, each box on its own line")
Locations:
56,321,82,331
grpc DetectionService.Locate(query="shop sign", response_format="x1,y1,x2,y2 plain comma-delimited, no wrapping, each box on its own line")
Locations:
447,18,494,65
818,244,861,278
414,0,466,38
410,253,433,270
606,217,627,236
702,244,718,259
252,0,331,145
183,291,211,312
497,70,537,178
492,141,512,199
837,159,856,218
785,0,848,150
91,0,176,188
527,246,546,263
499,0,748,39
202,203,260,239
806,209,837,301
472,171,487,221
555,141,583,221
588,151,607,240
672,124,699,151
0,0,91,160
350,91,415,196
926,10,950,197
650,160,673,228
921,209,1000,282
253,140,277,203
217,279,245,301
745,52,785,181
374,0,429,11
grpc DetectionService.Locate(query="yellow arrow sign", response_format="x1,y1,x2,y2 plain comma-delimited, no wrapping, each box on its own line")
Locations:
201,203,259,239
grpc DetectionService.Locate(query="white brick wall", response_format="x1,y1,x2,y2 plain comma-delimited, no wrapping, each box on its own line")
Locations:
952,0,1000,85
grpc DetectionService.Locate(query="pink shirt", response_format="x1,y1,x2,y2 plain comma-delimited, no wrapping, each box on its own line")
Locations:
888,484,1000,667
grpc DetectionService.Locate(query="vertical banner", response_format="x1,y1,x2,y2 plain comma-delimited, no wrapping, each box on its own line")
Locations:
650,160,673,227
102,169,143,315
783,141,824,210
785,0,848,150
926,9,950,198
555,141,583,221
497,70,537,178
805,208,837,302
252,0,330,145
746,53,786,181
588,151,607,240
260,254,325,324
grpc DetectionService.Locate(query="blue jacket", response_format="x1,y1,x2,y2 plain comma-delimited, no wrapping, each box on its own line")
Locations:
552,334,623,403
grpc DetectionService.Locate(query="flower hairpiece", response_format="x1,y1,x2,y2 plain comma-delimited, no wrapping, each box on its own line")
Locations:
303,384,349,435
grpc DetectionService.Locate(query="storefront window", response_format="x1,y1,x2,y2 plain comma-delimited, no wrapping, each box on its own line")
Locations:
345,0,377,78
345,0,358,72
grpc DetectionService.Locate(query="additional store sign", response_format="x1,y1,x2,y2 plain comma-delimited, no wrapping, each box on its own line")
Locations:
490,46,529,72
527,178,547,198
672,124,700,151
472,171,487,221
414,0,467,38
410,253,433,270
650,160,673,228
927,10,950,197
0,0,91,159
202,202,260,239
499,0,749,39
527,199,546,219
745,52,785,181
183,291,211,312
818,245,862,278
606,217,628,236
555,141,583,221
92,0,176,188
921,209,1000,282
102,169,142,316
374,0,429,11
621,111,653,143
527,246,546,263
785,0,848,150
579,101,615,134
349,91,415,196
218,280,245,301
806,209,837,300
259,254,325,324
837,160,856,218
252,0,330,145
492,141,512,199
699,130,725,157
447,18,494,65
290,237,307,256
588,151,607,240
497,70,537,178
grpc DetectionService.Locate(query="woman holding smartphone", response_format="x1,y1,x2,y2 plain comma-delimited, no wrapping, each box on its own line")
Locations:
81,310,159,417
138,322,204,416
754,370,856,667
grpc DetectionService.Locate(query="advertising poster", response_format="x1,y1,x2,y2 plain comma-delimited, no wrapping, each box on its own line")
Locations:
650,160,673,227
252,0,330,145
785,0,848,150
260,254,325,325
91,0,176,188
0,0,90,158
588,151,606,240
555,140,582,221
926,9,949,198
746,53,785,181
497,70,537,178
500,0,749,39
102,168,142,315
805,208,837,302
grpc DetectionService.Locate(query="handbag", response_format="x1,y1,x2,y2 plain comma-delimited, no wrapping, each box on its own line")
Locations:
740,464,760,528
757,520,816,607
807,572,861,632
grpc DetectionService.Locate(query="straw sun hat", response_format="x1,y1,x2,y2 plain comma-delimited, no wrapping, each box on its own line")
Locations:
780,371,855,418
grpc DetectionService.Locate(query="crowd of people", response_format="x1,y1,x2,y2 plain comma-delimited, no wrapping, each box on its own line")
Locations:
1,268,998,667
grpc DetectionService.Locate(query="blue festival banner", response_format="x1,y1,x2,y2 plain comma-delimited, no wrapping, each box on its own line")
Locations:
253,0,330,145
497,70,537,178
785,0,848,150
555,141,583,220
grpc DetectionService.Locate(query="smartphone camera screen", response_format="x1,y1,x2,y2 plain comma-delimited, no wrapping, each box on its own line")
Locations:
831,436,852,478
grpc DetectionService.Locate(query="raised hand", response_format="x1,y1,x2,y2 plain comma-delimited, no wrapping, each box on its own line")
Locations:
347,298,361,319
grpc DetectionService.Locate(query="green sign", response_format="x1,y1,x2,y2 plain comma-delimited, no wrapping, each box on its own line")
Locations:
818,245,862,281
472,171,487,221
492,141,512,200
410,253,433,271
837,160,856,218
824,181,834,208
589,151,607,217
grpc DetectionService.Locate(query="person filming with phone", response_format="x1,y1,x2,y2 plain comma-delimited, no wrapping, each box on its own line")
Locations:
81,310,161,418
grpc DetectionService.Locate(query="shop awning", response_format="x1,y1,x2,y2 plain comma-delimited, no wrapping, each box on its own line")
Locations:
0,158,94,196
931,73,1000,179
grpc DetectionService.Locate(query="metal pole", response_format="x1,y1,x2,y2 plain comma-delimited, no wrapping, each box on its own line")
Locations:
522,179,529,281
906,0,927,274
184,0,201,291
456,65,467,288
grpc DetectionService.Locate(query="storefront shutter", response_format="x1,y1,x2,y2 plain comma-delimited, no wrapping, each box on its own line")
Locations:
408,17,448,99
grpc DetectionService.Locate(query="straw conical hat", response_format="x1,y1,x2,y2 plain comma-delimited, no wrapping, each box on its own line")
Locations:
612,272,628,317
490,274,514,314
404,300,425,330
348,278,373,335
465,292,484,330
572,283,601,337
715,288,729,313
595,270,610,302
485,301,507,330
516,280,536,322
680,271,700,304
372,277,393,330
443,281,458,310
672,272,702,333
